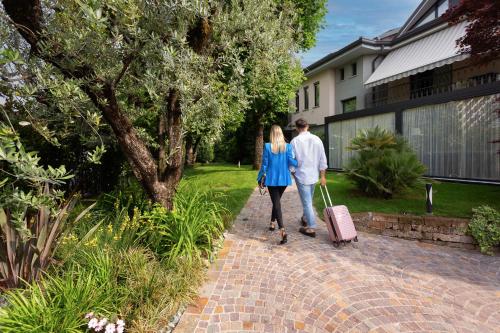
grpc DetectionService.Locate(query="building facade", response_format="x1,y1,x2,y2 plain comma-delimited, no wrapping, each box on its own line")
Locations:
293,0,500,182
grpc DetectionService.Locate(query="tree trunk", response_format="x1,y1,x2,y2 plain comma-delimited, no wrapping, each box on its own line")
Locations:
157,88,184,210
185,136,201,166
253,119,264,170
88,84,171,206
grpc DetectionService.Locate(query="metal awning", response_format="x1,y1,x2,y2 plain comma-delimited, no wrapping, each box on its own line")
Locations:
365,22,468,88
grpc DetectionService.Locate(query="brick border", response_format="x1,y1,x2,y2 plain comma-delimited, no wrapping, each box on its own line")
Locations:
351,212,478,249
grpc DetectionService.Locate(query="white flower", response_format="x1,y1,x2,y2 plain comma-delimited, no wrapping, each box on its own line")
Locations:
85,312,94,319
116,326,125,333
105,323,116,333
88,318,98,329
116,319,125,327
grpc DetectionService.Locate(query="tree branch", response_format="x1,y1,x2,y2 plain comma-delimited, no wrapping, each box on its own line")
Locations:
113,53,134,88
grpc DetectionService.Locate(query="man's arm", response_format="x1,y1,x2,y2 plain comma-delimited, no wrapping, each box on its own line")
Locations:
320,169,327,186
318,138,328,186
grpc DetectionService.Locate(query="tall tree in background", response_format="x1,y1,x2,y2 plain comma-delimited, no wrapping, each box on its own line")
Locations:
284,0,329,51
445,0,500,63
250,0,328,169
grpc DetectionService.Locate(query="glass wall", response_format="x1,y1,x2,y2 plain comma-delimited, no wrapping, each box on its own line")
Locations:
328,113,395,168
402,94,500,180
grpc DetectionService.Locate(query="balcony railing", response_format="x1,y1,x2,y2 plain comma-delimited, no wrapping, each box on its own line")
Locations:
364,72,499,109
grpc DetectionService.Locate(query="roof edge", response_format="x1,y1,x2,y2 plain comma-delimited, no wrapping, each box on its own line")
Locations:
304,38,389,74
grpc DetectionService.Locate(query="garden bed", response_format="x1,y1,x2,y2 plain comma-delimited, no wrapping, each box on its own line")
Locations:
0,164,257,332
314,172,500,218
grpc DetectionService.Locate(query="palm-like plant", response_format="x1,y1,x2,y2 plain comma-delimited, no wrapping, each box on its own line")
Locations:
345,127,426,198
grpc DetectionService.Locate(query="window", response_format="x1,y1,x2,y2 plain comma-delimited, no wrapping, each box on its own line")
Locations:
342,97,356,113
340,68,345,81
351,63,357,76
295,91,300,112
314,82,320,107
303,86,309,110
437,0,449,16
412,0,452,30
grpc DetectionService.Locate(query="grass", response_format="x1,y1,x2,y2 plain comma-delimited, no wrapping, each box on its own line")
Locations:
183,163,257,219
314,172,500,218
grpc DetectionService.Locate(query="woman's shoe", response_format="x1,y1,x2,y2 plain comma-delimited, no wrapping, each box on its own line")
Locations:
280,229,287,245
269,221,276,231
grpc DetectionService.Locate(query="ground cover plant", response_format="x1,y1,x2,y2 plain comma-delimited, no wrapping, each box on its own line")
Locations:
468,205,500,255
183,164,257,220
314,172,500,218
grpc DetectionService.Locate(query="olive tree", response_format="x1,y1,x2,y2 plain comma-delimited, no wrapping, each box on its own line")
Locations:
0,0,269,209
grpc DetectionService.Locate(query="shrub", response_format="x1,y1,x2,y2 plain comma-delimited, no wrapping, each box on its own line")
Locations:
468,205,500,255
141,186,227,262
345,126,426,198
0,125,91,289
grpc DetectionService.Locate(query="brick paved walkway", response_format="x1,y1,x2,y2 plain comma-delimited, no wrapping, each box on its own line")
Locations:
175,184,500,333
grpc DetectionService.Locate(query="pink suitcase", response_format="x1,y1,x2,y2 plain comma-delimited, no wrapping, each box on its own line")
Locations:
319,185,358,247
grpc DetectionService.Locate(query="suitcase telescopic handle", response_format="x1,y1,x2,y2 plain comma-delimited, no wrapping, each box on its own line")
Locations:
319,185,333,208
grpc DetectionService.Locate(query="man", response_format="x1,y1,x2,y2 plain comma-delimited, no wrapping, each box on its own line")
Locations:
291,118,328,238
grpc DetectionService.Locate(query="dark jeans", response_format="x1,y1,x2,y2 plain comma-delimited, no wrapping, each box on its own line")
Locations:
268,186,287,229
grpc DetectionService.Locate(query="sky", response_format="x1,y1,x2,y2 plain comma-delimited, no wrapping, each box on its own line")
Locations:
299,0,422,67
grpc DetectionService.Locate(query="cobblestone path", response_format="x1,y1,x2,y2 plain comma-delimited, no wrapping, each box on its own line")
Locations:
175,184,500,333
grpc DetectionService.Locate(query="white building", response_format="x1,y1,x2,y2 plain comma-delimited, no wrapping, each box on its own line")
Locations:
291,0,500,182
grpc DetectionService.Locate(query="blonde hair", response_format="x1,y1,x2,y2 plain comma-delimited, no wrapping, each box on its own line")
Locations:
270,125,286,153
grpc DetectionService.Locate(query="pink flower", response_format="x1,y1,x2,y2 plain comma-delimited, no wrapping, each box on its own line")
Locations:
116,326,124,333
116,319,125,327
88,318,98,329
94,317,108,332
85,312,95,319
105,323,116,333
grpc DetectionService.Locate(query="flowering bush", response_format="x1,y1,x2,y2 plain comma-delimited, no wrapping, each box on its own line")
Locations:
86,312,125,333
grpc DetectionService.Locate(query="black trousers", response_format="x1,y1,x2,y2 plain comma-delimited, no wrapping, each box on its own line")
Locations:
268,186,287,229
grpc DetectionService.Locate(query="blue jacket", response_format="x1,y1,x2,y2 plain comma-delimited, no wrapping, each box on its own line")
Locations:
257,143,298,187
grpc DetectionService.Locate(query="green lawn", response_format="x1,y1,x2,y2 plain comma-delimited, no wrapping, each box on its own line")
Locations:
314,172,500,218
182,163,257,219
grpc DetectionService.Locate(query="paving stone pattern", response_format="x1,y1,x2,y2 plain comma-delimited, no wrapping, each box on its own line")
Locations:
175,184,500,333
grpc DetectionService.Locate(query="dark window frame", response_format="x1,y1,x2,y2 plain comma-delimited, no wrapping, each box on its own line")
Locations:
340,68,345,81
313,81,320,107
351,62,357,76
303,86,309,110
342,97,357,113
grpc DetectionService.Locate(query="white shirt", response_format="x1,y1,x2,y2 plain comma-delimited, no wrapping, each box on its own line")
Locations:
291,131,328,185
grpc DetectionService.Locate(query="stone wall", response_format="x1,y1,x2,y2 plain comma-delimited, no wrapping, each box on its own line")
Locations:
351,212,477,249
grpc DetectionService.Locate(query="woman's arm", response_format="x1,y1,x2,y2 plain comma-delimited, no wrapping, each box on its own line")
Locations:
287,144,298,167
257,144,269,182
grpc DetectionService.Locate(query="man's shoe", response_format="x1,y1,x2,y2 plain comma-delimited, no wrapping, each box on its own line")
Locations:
299,227,316,238
300,216,307,227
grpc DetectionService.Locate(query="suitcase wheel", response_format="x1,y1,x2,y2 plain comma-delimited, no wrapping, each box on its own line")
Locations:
354,236,358,242
333,241,340,248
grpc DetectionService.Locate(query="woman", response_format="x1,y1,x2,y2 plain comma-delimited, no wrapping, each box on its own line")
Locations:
257,125,298,245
